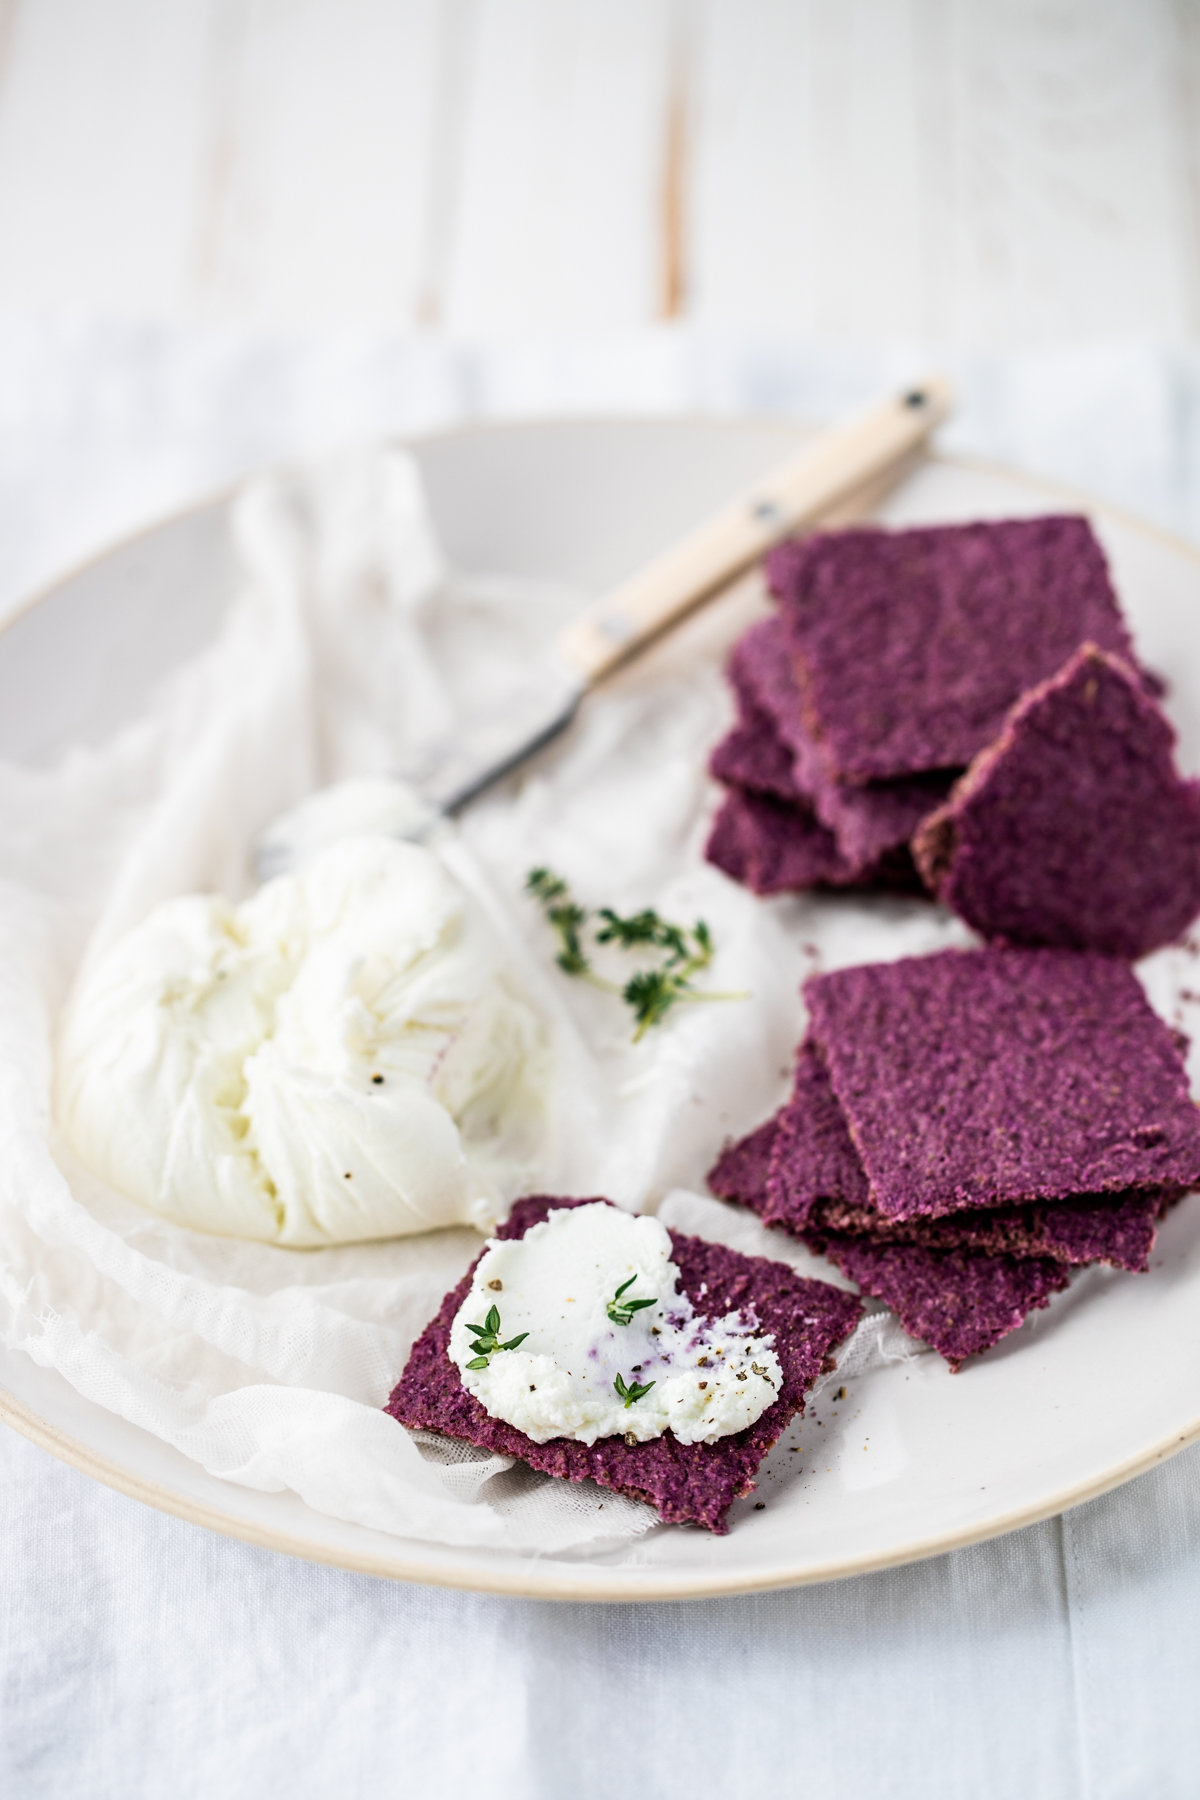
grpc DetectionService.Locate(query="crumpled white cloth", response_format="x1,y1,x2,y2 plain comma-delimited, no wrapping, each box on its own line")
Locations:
6,321,1200,1800
0,433,875,1556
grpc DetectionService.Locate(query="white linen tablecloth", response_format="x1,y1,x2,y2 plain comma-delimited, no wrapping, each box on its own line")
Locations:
2,320,1199,1800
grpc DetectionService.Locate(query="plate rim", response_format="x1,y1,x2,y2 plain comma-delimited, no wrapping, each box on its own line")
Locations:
5,418,1200,1602
3,1375,1199,1602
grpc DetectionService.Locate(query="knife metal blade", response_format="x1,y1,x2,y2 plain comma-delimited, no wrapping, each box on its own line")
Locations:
393,653,585,816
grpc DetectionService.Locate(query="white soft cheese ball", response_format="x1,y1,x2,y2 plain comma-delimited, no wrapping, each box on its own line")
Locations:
56,836,550,1245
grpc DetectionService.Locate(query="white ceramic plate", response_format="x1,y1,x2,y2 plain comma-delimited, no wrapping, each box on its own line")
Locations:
3,418,1200,1602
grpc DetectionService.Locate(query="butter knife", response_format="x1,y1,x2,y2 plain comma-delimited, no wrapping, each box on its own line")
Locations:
259,377,952,874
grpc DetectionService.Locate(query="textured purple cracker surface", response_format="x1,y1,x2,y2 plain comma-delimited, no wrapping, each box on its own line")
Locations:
706,1118,1076,1366
706,1116,781,1210
764,1040,871,1226
708,636,808,802
709,713,802,801
708,1055,1165,1272
705,788,847,893
704,1117,1155,1365
705,786,926,895
767,1040,1164,1268
802,1189,1165,1273
914,644,1200,959
733,619,954,865
808,1233,1071,1371
386,1195,862,1534
768,516,1139,782
806,948,1200,1219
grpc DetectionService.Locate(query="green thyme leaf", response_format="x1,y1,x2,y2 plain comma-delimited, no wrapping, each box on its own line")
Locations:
614,1372,656,1408
466,1304,527,1363
657,922,689,964
623,969,677,1039
596,907,661,948
549,901,589,975
525,868,744,1041
526,868,568,903
607,1274,657,1327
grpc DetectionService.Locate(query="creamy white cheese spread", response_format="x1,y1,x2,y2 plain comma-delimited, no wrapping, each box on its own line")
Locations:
448,1203,782,1445
56,836,549,1245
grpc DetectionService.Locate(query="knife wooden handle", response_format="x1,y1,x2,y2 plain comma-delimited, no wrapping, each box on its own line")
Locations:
555,375,953,686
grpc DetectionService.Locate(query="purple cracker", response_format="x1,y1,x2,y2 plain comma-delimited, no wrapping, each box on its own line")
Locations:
806,947,1200,1219
802,1189,1167,1274
706,1115,781,1213
806,1233,1071,1371
385,1195,862,1534
914,644,1200,959
709,714,802,802
708,1044,1166,1272
704,1114,1080,1367
766,1040,1164,1269
763,1039,872,1227
704,787,925,895
704,788,849,893
731,619,954,868
767,516,1140,782
708,639,808,802
802,1185,1168,1274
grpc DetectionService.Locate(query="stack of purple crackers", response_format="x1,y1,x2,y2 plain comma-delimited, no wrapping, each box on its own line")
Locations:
705,514,1200,958
709,947,1200,1368
388,1196,861,1533
385,515,1200,1529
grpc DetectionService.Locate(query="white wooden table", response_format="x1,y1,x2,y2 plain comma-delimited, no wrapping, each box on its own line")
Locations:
0,0,1195,343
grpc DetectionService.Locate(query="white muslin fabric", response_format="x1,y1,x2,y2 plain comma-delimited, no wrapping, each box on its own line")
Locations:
4,321,1200,1800
2,428,880,1559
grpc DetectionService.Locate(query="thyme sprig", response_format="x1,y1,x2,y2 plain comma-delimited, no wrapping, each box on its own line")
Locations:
464,1304,529,1371
606,1275,657,1328
526,869,590,976
614,1372,656,1408
525,867,744,1041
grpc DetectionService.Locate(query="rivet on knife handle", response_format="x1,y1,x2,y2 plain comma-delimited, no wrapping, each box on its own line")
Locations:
554,375,953,687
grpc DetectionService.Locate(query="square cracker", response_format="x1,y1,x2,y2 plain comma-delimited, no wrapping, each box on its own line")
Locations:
710,1052,1167,1277
914,644,1200,960
705,787,850,895
386,1196,861,1534
731,617,953,866
710,1106,1073,1368
805,948,1200,1219
809,1234,1070,1372
769,515,1138,782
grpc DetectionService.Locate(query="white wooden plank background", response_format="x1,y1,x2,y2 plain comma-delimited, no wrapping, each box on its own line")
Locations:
0,0,1197,342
